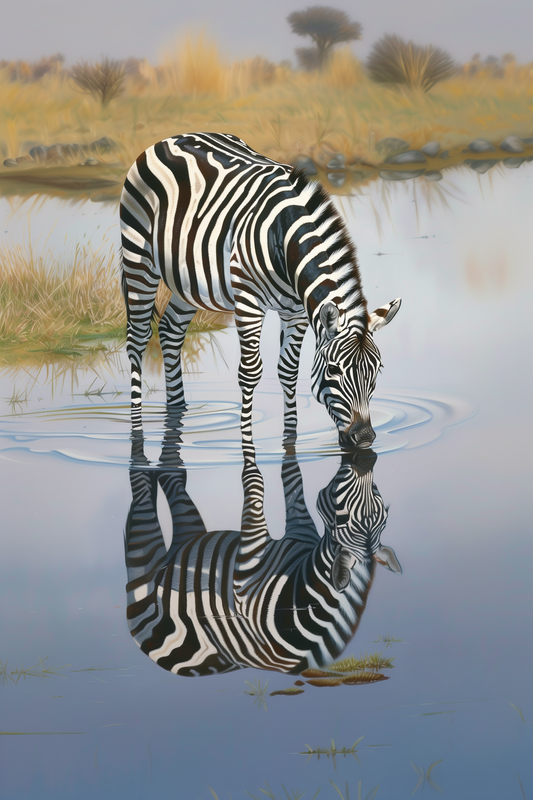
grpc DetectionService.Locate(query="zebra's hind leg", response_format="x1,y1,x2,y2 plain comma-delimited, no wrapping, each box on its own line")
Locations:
124,282,158,431
277,312,308,448
235,306,265,446
158,296,196,407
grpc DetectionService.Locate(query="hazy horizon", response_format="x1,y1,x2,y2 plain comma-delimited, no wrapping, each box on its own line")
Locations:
1,0,531,67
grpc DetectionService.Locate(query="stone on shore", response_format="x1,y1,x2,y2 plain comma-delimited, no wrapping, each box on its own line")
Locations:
465,139,496,153
500,135,524,153
3,158,18,167
384,150,427,165
327,154,345,169
292,155,318,176
421,141,440,157
503,157,525,169
327,171,346,187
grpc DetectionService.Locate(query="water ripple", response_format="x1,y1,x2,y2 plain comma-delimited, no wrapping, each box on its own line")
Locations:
0,389,474,468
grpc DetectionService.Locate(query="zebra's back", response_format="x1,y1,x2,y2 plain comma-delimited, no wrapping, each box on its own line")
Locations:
120,132,293,312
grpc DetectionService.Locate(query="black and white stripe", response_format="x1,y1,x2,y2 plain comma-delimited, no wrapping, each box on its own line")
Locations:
120,132,401,445
124,417,401,677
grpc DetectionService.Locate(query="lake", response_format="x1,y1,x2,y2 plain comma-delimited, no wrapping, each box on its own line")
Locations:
0,162,531,800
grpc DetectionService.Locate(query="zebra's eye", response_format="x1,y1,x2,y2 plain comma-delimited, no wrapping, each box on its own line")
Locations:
327,363,343,377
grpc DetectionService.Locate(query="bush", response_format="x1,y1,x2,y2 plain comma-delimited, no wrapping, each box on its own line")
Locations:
366,34,456,92
70,58,126,106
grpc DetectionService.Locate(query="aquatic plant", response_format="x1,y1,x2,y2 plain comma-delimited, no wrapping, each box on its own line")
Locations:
0,656,70,685
372,635,403,649
327,652,396,673
243,679,269,711
300,738,365,769
410,760,443,794
270,687,305,697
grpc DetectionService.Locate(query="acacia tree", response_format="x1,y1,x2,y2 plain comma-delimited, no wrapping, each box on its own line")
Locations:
287,6,362,70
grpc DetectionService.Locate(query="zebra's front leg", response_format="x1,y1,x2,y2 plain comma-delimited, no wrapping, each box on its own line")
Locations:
158,296,196,407
277,312,308,448
235,308,265,446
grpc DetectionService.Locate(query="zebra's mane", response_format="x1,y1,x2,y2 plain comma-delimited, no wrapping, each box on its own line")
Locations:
289,168,368,319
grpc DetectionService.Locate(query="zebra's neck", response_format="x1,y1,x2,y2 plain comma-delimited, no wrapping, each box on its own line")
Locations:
281,172,368,336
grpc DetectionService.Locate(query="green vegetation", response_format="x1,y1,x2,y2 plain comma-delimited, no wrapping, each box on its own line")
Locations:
327,652,395,673
0,656,70,685
300,737,365,768
410,760,443,794
270,686,305,696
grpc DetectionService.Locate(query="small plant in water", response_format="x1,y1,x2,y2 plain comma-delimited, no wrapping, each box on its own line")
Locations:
411,760,443,794
0,656,70,686
373,635,403,649
327,652,395,672
330,781,379,800
300,738,365,769
243,678,269,711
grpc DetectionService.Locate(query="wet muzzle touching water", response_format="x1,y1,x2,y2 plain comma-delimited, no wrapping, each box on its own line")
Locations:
338,421,376,449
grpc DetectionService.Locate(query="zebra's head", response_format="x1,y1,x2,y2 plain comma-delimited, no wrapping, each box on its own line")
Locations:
317,450,402,592
311,297,401,449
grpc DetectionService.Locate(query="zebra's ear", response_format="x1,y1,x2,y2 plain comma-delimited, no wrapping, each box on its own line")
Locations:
331,548,356,592
373,545,402,574
368,298,402,333
320,302,341,339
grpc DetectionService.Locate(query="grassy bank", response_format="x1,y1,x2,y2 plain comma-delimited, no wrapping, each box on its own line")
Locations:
1,42,532,175
0,239,231,370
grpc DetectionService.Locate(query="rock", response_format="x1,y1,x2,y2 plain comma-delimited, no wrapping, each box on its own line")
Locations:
379,169,426,181
15,154,34,164
327,153,345,169
46,144,65,162
90,136,117,154
424,170,443,181
29,145,48,163
500,135,524,153
384,150,427,165
61,143,86,161
292,155,318,176
465,159,498,174
327,171,346,187
522,137,533,145
81,157,99,166
465,139,496,153
440,150,450,159
3,158,18,167
376,137,409,155
421,141,440,157
503,157,525,169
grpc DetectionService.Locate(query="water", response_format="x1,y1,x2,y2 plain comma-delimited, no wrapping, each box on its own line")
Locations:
0,165,531,800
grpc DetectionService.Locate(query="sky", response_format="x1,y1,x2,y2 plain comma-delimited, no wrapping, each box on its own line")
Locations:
0,0,531,66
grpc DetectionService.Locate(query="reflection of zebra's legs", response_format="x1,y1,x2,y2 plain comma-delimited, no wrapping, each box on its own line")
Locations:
235,305,265,445
281,454,319,544
158,296,196,407
278,312,308,446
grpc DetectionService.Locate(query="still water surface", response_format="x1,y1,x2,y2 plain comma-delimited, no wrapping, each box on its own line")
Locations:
0,165,531,800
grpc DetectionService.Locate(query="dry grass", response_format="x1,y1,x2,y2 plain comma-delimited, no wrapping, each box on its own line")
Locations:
0,237,125,356
0,37,531,176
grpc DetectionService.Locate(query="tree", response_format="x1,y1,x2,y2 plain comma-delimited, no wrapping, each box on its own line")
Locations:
287,6,362,71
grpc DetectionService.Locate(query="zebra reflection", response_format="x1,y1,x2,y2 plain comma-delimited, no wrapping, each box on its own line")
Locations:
124,415,401,676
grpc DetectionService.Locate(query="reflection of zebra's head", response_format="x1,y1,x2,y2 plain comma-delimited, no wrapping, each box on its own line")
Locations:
317,450,402,592
311,298,401,449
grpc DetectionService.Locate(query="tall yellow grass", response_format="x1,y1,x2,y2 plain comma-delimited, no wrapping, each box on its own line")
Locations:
0,36,532,171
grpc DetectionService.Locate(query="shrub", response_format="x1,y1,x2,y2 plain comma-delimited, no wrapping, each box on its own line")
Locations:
366,34,456,92
70,58,126,106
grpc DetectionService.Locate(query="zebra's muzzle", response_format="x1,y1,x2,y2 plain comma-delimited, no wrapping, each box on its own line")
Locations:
339,421,376,449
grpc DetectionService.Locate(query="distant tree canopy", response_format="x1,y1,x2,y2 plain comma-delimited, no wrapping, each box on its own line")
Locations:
287,6,362,71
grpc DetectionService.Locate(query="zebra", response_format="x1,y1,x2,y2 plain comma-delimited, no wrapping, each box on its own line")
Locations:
124,412,401,677
120,132,401,446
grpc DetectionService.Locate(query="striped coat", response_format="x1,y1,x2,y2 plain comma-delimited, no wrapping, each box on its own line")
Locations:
120,132,401,445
